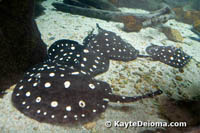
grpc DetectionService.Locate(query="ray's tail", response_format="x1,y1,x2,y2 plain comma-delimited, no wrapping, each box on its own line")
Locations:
107,90,162,103
137,54,151,58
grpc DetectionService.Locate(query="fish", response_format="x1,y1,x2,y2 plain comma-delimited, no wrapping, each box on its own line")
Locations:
48,39,109,77
83,24,139,62
146,44,191,68
12,60,162,124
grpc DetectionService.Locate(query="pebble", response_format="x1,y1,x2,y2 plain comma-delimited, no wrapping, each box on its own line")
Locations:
84,122,96,130
162,27,184,42
175,75,183,81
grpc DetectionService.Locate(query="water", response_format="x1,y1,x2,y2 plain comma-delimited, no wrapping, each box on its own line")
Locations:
1,0,200,132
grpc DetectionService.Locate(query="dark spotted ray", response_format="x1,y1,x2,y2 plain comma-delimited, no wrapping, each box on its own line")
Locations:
48,39,85,68
12,61,162,124
145,44,191,68
48,39,109,77
83,24,139,62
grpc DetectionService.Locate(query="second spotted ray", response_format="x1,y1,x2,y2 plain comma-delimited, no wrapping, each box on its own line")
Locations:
83,24,139,62
145,44,191,68
12,61,162,124
48,39,109,77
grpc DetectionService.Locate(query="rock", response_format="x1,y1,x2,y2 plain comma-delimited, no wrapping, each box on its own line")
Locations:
83,121,96,130
121,16,143,32
173,7,185,22
162,27,184,42
184,10,200,24
173,8,200,25
193,19,200,33
175,76,183,81
0,0,47,97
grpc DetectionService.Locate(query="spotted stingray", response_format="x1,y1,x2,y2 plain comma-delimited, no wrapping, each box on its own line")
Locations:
83,24,139,61
48,39,109,77
12,61,162,124
145,44,191,68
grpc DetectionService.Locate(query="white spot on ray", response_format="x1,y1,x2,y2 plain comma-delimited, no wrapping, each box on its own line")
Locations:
170,56,174,60
66,106,72,111
37,110,41,114
54,55,58,59
71,46,75,50
49,72,55,77
83,49,89,53
74,115,78,118
28,78,32,82
36,97,41,103
79,100,86,108
94,60,99,64
64,81,71,88
71,71,79,75
25,91,31,97
44,82,51,88
81,70,87,75
51,101,58,107
64,115,67,119
33,82,38,87
51,115,55,118
19,86,23,90
43,112,47,115
89,83,95,89
93,65,97,69
83,57,87,62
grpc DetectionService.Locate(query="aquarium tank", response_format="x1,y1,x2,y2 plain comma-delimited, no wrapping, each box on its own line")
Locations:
0,0,200,132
